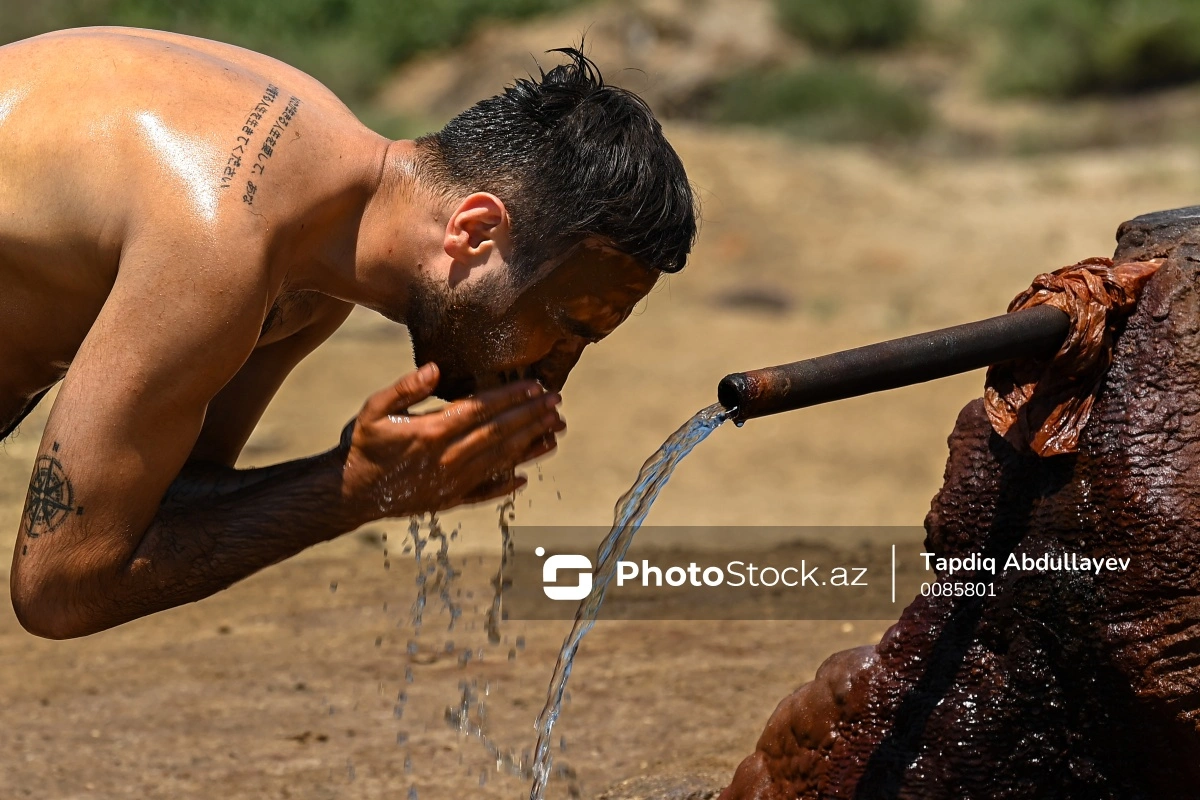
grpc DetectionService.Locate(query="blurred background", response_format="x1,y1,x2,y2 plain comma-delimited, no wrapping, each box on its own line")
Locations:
5,1,1200,798
11,0,1200,149
14,0,1200,149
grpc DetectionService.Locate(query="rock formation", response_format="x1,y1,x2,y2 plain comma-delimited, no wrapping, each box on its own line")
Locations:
720,206,1200,799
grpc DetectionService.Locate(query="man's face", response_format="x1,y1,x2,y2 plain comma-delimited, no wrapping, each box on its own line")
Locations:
407,242,660,401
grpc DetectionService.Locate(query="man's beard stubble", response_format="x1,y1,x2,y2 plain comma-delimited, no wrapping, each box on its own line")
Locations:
404,269,523,401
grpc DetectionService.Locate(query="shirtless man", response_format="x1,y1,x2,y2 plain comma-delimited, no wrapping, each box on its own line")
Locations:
0,28,697,639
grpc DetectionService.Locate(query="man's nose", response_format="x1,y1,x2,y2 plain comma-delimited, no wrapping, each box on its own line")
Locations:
534,340,587,392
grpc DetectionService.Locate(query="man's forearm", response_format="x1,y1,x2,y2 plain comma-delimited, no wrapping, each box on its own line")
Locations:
105,445,370,632
14,370,561,639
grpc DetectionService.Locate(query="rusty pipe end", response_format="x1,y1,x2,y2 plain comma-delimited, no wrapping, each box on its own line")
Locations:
718,372,755,422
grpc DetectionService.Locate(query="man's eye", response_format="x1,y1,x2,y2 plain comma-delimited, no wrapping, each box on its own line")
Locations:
561,319,603,343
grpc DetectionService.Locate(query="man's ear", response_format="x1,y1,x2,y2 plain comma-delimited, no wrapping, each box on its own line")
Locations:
444,192,512,273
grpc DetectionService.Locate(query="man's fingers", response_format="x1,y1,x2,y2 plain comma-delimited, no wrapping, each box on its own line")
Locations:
444,394,563,464
364,363,439,417
456,433,559,506
521,433,559,462
460,472,528,505
438,380,547,436
457,413,565,486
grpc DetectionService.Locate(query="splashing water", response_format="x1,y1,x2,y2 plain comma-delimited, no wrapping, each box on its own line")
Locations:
437,499,573,789
528,403,728,799
485,499,517,645
395,513,465,797
407,515,461,632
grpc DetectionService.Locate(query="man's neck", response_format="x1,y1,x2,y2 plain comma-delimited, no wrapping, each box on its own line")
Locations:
299,139,443,323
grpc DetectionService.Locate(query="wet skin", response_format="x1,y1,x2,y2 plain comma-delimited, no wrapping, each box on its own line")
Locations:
424,244,661,400
0,28,659,637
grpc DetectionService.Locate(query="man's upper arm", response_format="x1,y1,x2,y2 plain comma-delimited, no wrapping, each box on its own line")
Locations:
189,298,353,466
14,241,266,580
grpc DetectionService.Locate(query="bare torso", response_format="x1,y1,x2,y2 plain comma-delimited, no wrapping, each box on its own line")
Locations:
0,27,382,436
0,29,570,639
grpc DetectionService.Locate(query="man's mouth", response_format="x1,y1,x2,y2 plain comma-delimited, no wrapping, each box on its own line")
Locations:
500,367,546,386
491,366,547,392
435,366,551,401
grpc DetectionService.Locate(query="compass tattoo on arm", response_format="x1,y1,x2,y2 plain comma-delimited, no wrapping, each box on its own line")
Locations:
22,441,83,542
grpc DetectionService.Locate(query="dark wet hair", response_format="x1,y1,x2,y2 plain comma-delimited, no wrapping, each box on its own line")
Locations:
417,47,697,280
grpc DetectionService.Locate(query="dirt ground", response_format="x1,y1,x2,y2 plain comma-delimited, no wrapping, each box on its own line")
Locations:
4,123,1200,799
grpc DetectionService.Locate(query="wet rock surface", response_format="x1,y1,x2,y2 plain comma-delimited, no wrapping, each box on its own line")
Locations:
720,207,1200,799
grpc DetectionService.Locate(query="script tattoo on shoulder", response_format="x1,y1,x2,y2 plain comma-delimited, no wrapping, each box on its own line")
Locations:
21,441,83,544
219,84,278,192
214,83,303,208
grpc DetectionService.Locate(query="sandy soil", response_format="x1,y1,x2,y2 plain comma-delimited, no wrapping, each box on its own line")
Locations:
4,124,1200,799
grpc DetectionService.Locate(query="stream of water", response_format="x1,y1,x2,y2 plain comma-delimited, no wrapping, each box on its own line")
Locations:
528,402,729,799
385,403,727,797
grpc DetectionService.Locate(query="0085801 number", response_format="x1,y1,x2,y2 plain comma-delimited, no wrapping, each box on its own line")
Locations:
920,580,996,598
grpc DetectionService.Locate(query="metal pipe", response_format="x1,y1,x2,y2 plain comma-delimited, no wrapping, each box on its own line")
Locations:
718,304,1070,423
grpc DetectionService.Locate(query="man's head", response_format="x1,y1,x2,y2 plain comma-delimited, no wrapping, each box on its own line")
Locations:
402,47,697,399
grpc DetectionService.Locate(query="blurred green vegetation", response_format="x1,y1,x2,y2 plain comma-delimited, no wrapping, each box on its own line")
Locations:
1,0,587,109
705,0,929,144
737,0,1200,147
775,0,921,52
711,63,931,144
985,0,1200,97
10,0,1200,149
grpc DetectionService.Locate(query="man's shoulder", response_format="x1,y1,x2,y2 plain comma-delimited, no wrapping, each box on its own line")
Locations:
0,27,382,249
2,27,352,113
